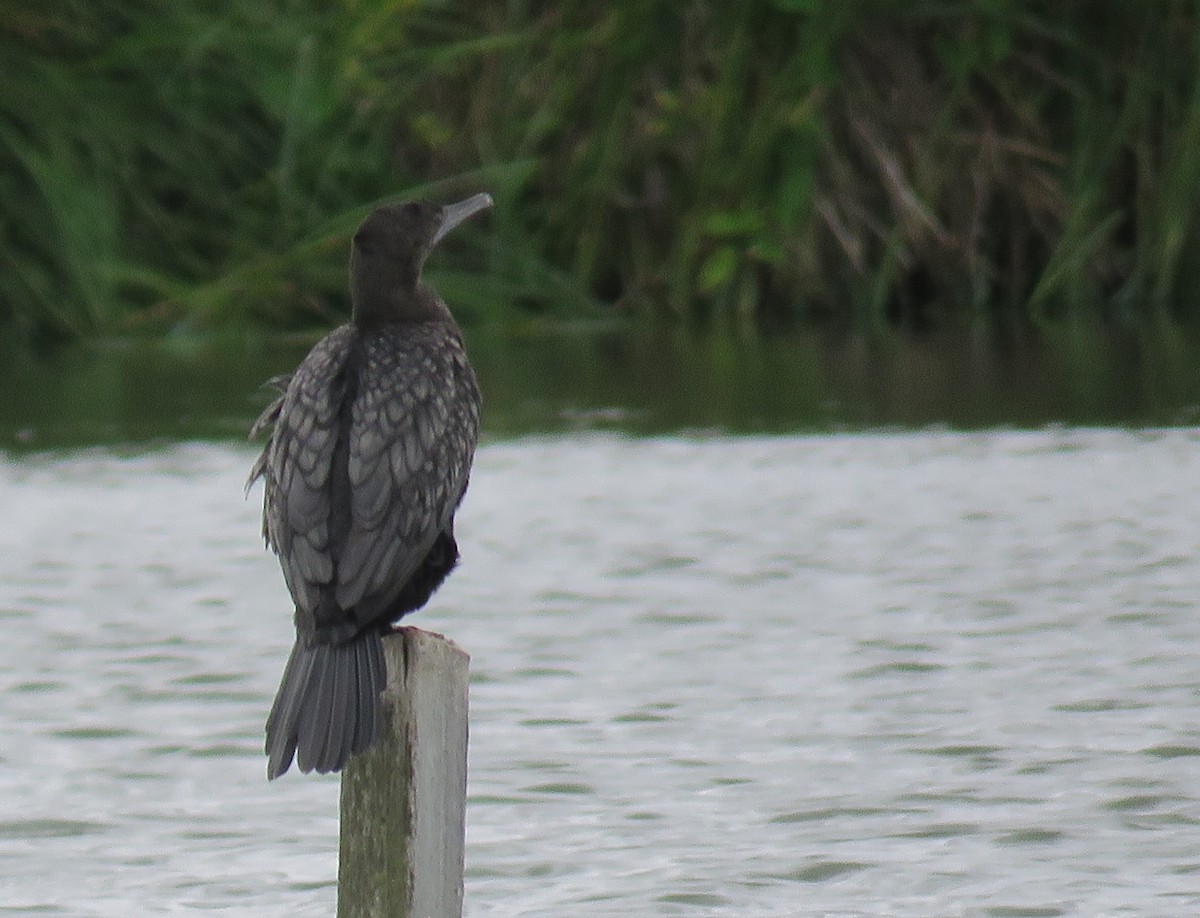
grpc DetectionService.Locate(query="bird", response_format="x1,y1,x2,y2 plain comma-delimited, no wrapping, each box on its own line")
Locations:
248,193,490,779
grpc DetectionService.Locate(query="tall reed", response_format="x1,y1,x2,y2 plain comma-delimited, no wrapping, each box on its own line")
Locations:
2,1,1199,342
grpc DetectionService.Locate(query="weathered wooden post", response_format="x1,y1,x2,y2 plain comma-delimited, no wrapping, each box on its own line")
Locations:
337,627,470,918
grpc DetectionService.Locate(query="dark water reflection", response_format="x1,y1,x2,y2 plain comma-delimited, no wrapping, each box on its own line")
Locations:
3,325,1200,448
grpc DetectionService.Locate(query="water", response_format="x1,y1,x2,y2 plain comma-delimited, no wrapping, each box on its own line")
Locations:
6,326,1200,448
2,428,1199,916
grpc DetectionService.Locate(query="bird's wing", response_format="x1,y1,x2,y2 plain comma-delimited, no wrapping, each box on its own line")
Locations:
260,326,356,617
332,324,480,622
247,373,291,504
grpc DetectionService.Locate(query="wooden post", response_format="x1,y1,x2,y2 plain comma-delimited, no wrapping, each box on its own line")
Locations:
337,627,470,918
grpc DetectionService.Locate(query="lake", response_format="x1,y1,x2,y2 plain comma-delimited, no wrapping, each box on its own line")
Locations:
1,329,1199,916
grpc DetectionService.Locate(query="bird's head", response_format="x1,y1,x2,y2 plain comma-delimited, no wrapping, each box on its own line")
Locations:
349,193,492,325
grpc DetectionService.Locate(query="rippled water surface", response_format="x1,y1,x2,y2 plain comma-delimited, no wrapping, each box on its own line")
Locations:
2,430,1200,916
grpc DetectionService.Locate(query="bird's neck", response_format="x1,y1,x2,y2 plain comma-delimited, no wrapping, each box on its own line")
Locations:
351,282,447,329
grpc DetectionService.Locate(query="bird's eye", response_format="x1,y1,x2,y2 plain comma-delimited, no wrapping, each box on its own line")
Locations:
354,228,381,254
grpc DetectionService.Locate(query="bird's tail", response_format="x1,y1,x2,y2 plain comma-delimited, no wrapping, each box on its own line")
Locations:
265,630,386,780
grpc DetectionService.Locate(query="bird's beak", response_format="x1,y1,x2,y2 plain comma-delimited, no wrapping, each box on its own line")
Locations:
432,193,493,247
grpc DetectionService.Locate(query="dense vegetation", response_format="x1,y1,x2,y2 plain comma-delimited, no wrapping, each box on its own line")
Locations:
2,0,1199,343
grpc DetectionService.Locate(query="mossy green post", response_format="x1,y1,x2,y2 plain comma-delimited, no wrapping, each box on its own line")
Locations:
337,628,470,918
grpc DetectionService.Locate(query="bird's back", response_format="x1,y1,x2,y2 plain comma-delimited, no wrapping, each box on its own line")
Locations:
256,319,480,643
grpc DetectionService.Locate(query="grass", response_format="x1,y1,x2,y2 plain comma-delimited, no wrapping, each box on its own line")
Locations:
3,1,1200,344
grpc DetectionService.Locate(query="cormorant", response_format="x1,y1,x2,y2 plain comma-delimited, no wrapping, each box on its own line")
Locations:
249,193,490,779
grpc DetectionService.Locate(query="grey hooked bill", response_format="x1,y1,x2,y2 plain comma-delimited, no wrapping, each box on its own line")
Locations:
432,193,493,246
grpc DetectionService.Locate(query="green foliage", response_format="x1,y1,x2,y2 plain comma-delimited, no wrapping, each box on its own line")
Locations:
0,0,533,341
3,0,1200,341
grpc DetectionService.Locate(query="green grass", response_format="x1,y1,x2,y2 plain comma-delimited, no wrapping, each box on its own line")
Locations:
3,1,1200,343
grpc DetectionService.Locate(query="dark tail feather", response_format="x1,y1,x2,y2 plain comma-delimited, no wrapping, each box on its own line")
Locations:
265,632,386,780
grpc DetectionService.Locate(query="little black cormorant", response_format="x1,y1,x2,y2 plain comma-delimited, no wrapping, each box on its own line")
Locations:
249,193,490,779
